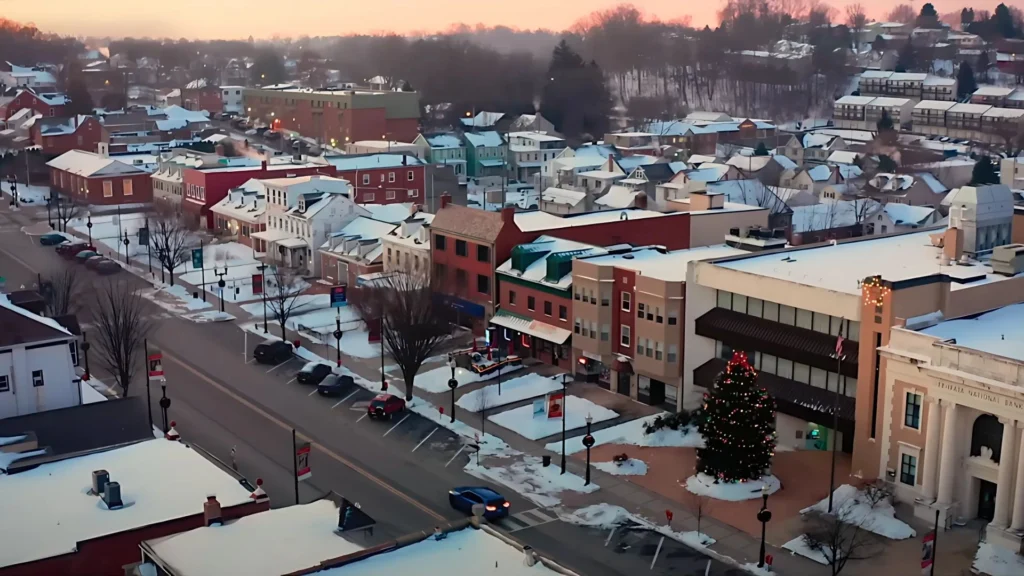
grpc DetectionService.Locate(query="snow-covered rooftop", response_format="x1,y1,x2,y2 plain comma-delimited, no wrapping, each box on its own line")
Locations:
540,187,586,207
0,440,253,569
46,149,148,178
463,131,504,148
425,134,463,149
883,203,937,226
514,208,668,232
583,245,746,282
715,229,1020,295
791,199,879,233
918,303,1024,362
827,150,860,165
147,500,363,576
974,85,1014,97
914,100,958,111
363,203,418,223
497,235,605,289
595,185,642,209
327,154,423,171
835,95,875,106
949,103,992,115
867,97,912,107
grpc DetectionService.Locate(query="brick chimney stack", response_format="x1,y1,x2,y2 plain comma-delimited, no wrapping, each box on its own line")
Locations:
500,206,515,226
439,193,451,209
203,495,223,526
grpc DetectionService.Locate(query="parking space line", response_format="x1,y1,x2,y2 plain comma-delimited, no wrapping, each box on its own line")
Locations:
444,445,466,468
245,358,256,364
266,359,291,373
286,377,296,385
382,414,410,437
333,390,358,409
411,427,439,452
356,413,368,423
307,389,318,397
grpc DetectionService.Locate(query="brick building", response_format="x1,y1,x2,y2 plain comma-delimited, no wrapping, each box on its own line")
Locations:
242,86,420,144
0,439,268,576
326,154,425,204
47,149,153,205
2,89,67,119
31,116,107,157
180,158,335,229
180,79,223,114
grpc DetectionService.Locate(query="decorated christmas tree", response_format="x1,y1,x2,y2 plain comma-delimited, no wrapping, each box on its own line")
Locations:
697,351,777,483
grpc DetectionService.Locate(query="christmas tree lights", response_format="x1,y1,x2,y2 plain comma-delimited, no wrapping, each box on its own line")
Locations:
697,351,777,483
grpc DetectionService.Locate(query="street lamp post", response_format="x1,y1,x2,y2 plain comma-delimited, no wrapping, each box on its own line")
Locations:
257,263,268,333
447,353,457,424
159,383,171,433
122,231,130,263
8,175,18,209
333,314,343,367
215,266,228,313
46,189,53,229
81,334,91,382
157,248,166,283
560,373,571,474
86,214,93,245
757,485,773,568
583,414,595,486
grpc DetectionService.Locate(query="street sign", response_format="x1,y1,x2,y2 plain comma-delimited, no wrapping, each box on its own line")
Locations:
330,284,348,308
252,273,264,295
147,353,164,381
137,227,149,245
191,248,204,269
295,441,312,481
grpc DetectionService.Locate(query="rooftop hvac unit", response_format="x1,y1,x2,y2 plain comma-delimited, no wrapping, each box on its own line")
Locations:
91,469,109,495
102,481,123,509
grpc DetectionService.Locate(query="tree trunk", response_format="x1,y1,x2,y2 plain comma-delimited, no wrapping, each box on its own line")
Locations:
280,322,287,343
404,372,414,401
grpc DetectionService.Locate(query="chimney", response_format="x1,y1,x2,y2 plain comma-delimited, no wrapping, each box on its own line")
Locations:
501,206,515,226
943,227,963,264
689,190,713,211
261,159,268,171
92,469,109,495
634,192,647,209
402,154,407,166
102,481,123,509
439,193,451,209
203,495,223,526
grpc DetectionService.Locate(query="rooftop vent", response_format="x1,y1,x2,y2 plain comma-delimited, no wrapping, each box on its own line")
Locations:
92,469,109,495
102,481,123,509
991,244,1024,276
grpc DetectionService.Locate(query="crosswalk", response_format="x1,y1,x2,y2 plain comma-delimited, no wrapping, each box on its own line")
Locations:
495,506,563,533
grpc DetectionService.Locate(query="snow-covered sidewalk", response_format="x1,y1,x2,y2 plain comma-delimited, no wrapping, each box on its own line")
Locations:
455,373,564,412
545,413,703,454
488,396,618,440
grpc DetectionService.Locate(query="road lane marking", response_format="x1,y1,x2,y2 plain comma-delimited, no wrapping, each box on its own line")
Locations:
444,445,466,468
382,414,410,437
160,351,444,522
286,377,296,385
333,390,358,408
411,427,439,452
266,359,290,373
356,413,368,423
307,389,319,397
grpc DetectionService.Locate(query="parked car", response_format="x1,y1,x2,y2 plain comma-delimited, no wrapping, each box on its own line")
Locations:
244,128,258,136
317,374,354,397
253,341,293,364
39,233,66,246
94,259,123,275
264,130,281,140
448,486,509,520
367,394,406,419
74,250,98,262
297,362,333,385
57,242,96,258
85,255,110,269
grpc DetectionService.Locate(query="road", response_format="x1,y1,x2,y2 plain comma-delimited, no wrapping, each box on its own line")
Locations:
0,202,744,576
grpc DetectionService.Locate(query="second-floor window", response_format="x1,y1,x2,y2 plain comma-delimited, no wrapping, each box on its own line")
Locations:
620,326,631,347
362,174,370,185
621,292,631,312
904,392,922,429
509,291,516,305
558,305,567,321
527,296,535,311
477,245,490,263
389,172,396,183
544,301,552,316
455,240,468,257
477,274,490,295
435,234,446,251
408,170,415,181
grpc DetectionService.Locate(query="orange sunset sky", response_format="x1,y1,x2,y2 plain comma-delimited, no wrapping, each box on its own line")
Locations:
8,0,1023,39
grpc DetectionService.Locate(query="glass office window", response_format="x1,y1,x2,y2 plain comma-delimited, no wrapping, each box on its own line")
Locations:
732,294,748,314
796,309,813,329
717,290,731,308
793,363,810,384
763,301,779,322
810,367,827,389
748,298,764,318
777,358,793,379
779,305,796,325
813,312,830,334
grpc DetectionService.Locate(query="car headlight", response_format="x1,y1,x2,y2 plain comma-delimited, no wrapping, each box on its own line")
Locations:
448,490,458,495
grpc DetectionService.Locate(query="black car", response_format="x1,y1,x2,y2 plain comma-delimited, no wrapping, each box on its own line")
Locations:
317,374,354,397
253,341,293,364
297,362,332,385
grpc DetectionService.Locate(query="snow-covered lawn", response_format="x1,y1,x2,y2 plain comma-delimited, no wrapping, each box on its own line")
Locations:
9,184,52,204
243,298,382,359
488,396,619,441
455,373,564,412
782,535,834,565
802,484,916,540
465,454,598,507
974,542,1024,576
69,212,150,258
594,458,648,476
414,363,524,394
546,413,704,455
685,473,781,501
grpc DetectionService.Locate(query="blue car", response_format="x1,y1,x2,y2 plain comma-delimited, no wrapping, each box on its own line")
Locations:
448,486,509,520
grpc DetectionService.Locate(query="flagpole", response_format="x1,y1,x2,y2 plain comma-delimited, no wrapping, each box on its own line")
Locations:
827,320,846,514
931,509,939,576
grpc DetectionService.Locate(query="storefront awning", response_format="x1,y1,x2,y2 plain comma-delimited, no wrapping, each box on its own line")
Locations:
491,309,572,345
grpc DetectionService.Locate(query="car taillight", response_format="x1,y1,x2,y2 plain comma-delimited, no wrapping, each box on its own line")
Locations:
485,505,497,512
503,501,510,508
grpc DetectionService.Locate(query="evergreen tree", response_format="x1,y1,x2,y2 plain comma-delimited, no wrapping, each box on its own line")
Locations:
65,78,94,116
753,142,769,156
895,41,916,72
994,4,1017,39
696,351,777,483
916,3,940,28
540,41,611,139
873,34,887,53
961,7,975,29
977,52,991,83
957,62,978,100
970,156,999,185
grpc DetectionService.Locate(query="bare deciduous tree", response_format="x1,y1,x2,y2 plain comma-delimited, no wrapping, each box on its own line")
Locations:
40,266,82,317
684,488,714,542
886,4,917,24
265,266,305,343
52,196,82,233
149,207,194,286
91,280,152,396
801,506,884,576
352,272,453,401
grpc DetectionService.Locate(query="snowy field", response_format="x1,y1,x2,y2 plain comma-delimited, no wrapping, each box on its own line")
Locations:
415,363,524,394
802,484,916,540
594,458,648,476
455,373,564,412
547,413,703,455
242,298,382,359
685,473,781,501
69,212,150,258
7,184,51,204
488,396,618,441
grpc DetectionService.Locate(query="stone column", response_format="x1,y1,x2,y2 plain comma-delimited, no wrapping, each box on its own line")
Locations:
921,398,943,501
1011,426,1024,531
937,402,958,505
993,418,1018,528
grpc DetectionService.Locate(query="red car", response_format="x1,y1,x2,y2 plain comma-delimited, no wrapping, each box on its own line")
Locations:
56,242,96,259
367,394,406,419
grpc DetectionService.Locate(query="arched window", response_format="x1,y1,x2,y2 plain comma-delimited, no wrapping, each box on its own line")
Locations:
971,415,1004,463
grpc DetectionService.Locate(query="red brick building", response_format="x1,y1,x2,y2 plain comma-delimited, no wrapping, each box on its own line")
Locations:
0,439,268,576
181,159,336,229
2,89,67,119
32,116,107,157
242,87,420,144
47,149,153,205
181,81,223,114
326,154,425,204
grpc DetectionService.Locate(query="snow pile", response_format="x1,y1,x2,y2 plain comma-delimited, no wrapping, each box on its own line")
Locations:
414,363,524,393
782,535,834,565
0,435,27,447
488,396,619,440
80,381,108,404
143,284,212,312
183,311,236,323
0,449,48,472
685,473,781,501
801,484,916,540
973,542,1024,576
594,458,648,476
563,504,634,527
545,413,703,454
455,373,563,412
741,562,778,576
465,455,598,507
